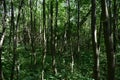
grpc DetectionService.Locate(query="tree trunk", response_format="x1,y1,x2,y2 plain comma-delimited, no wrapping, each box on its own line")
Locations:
77,0,80,59
101,0,115,80
41,0,47,79
91,0,100,80
54,0,58,74
10,0,23,80
10,0,15,80
113,0,117,52
50,0,57,75
0,0,6,80
30,0,34,66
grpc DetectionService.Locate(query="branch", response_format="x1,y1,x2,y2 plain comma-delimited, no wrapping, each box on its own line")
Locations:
0,0,6,49
79,9,91,27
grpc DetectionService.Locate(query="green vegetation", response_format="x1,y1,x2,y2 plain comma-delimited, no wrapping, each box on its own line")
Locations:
0,0,120,80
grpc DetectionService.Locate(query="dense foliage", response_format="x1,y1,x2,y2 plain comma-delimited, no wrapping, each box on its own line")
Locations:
0,0,120,80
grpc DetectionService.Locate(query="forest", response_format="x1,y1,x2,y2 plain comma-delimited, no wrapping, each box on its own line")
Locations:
0,0,120,80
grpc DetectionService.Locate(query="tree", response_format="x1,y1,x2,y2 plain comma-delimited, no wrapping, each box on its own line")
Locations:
91,0,100,80
10,0,24,79
0,0,6,80
101,0,115,80
50,0,57,75
113,0,117,52
41,0,47,79
0,0,120,79
77,0,80,56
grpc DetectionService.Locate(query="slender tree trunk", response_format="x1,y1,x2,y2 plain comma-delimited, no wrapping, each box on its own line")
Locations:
10,0,24,80
10,0,15,80
41,0,47,79
71,38,74,73
113,0,117,52
50,0,57,75
32,0,38,65
108,0,112,33
77,0,80,54
98,13,102,49
50,1,54,72
54,0,58,74
66,0,70,40
66,0,74,73
0,0,6,80
30,0,34,65
9,2,13,52
91,0,100,80
101,0,115,80
77,0,80,59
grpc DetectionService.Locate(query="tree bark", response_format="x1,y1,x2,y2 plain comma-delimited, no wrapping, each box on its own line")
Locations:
91,0,100,80
10,0,24,80
0,0,6,80
101,0,115,80
77,0,80,56
50,0,57,75
10,0,15,80
41,0,47,79
113,0,117,52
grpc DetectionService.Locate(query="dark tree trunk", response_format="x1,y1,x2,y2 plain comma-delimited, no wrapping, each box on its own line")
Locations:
113,0,117,52
30,0,34,65
50,0,57,75
91,0,100,80
66,0,70,40
10,0,24,80
41,0,47,79
97,13,102,49
54,0,58,74
10,0,15,80
101,0,115,80
77,0,80,57
32,0,38,65
108,0,112,33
